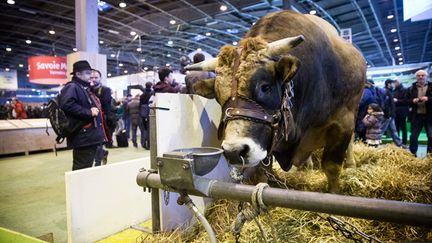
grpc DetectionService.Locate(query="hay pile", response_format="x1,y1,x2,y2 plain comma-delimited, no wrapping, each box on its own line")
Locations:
140,143,432,242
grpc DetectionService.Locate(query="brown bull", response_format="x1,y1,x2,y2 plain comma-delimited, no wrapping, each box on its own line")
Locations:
186,10,365,193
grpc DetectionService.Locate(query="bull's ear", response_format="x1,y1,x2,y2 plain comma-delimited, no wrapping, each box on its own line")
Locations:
193,78,216,99
276,55,300,82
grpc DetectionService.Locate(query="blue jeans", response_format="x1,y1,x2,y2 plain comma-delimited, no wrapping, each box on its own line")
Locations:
123,116,131,140
132,118,145,147
409,114,432,154
381,117,403,146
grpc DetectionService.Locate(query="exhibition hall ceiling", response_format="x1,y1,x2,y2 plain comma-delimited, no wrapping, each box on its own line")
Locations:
0,0,431,76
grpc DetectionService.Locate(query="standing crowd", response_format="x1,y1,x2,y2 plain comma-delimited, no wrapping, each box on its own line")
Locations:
356,70,432,157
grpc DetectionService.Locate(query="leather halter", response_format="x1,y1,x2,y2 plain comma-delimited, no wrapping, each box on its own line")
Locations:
218,48,293,155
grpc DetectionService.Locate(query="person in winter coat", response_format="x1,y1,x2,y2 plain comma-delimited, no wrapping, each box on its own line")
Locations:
393,79,409,145
11,97,27,119
355,79,377,142
127,95,145,148
362,103,384,147
185,53,216,94
59,60,106,170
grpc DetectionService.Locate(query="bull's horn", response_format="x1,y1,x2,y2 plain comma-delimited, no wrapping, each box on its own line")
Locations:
184,58,218,71
265,35,305,57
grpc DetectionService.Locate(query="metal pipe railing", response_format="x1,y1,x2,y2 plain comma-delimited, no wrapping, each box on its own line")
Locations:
137,171,432,226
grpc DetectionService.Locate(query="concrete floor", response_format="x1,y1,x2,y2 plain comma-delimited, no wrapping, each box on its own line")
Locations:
0,145,149,243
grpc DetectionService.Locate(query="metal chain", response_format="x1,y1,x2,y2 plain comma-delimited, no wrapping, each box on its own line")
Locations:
163,191,170,205
260,166,290,190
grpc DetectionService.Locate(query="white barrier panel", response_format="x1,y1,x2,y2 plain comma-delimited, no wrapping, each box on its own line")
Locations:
65,158,151,243
154,93,231,230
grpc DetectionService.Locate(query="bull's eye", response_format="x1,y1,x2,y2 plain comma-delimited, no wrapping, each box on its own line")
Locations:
261,84,271,93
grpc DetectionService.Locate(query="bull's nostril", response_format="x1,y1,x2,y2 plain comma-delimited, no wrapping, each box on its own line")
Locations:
240,144,249,158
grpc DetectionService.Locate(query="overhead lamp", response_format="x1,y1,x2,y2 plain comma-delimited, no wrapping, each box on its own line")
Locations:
108,29,119,35
367,65,371,68
130,31,136,36
232,41,238,45
220,5,227,11
387,14,394,19
5,47,12,52
18,64,24,68
393,38,398,42
309,10,317,15
119,2,126,8
398,57,403,61
110,53,115,57
107,73,112,77
119,63,123,67
141,58,145,62
167,54,171,57
167,40,173,45
137,47,142,52
144,67,148,71
205,32,211,36
178,48,182,51
395,46,400,50
124,70,128,74
73,48,78,51
166,63,170,67
26,74,29,77
170,20,176,25
25,39,32,44
197,48,202,52
32,89,36,91
390,28,397,33
7,0,15,5
399,62,403,65
5,68,10,72
397,53,402,56
99,40,104,44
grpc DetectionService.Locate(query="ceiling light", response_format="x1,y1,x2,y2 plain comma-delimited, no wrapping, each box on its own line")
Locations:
205,32,211,36
141,58,145,62
167,54,171,57
399,62,403,65
309,10,317,15
144,67,148,71
119,2,126,8
178,48,182,51
49,29,55,35
197,48,202,52
136,47,142,52
25,39,32,44
170,20,176,25
220,5,227,11
26,74,29,77
99,40,104,44
110,53,115,57
166,63,170,66
18,64,24,68
397,53,402,56
107,73,112,77
393,38,398,42
130,31,136,36
398,57,403,61
387,14,394,19
124,70,128,74
73,48,78,51
6,47,12,52
232,41,238,45
7,0,15,5
367,65,371,68
5,68,10,72
390,28,397,33
167,40,173,45
119,63,123,67
108,29,119,35
395,46,400,50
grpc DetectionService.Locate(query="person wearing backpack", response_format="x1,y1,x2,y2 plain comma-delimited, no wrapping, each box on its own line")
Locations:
59,60,106,171
139,82,153,149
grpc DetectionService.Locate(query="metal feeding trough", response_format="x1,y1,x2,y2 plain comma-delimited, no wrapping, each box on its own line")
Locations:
156,147,223,194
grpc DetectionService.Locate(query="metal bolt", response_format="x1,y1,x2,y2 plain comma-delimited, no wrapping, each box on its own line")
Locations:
183,163,190,169
139,168,146,172
157,161,163,167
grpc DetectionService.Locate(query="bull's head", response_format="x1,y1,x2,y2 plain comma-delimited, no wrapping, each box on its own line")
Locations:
186,35,304,168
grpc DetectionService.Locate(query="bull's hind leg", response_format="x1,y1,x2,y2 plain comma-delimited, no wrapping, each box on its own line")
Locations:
321,129,352,193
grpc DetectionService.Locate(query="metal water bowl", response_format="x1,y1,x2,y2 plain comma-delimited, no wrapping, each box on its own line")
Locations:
172,147,223,176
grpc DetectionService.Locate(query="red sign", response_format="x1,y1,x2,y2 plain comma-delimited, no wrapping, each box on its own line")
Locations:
28,56,68,85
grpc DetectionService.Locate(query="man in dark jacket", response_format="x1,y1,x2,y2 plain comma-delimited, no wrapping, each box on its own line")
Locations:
381,79,405,147
139,82,153,149
59,60,106,170
153,68,181,93
127,95,145,148
393,79,409,145
406,70,432,155
90,69,112,165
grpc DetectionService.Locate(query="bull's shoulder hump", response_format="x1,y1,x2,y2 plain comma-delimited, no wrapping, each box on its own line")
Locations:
304,14,339,37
